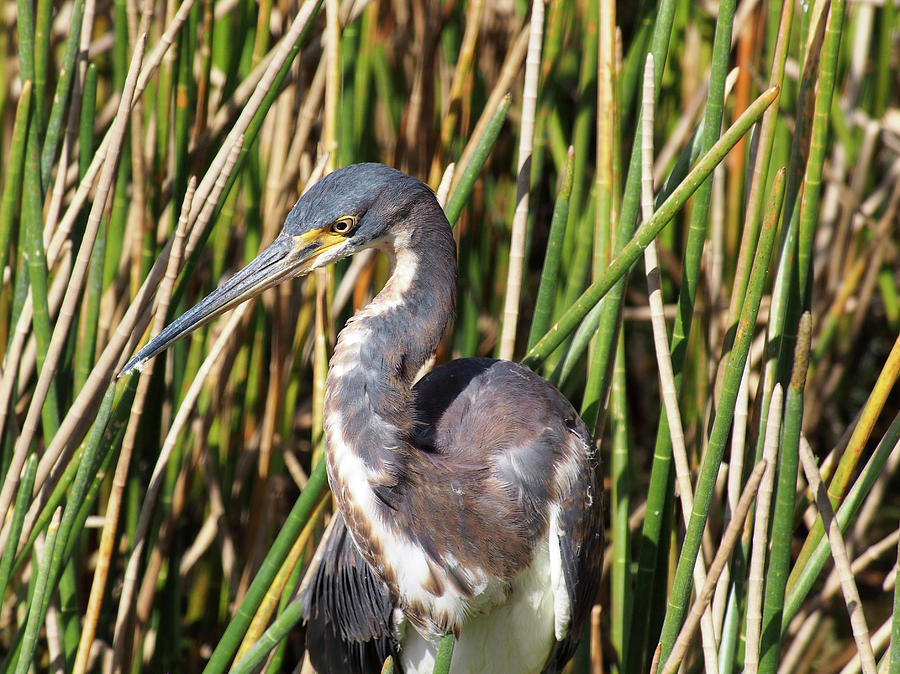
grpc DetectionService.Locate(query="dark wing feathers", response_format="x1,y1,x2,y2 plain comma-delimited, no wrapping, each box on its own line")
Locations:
544,418,604,674
300,513,400,674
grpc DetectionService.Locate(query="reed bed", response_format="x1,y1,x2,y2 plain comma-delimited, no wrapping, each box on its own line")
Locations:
0,0,898,672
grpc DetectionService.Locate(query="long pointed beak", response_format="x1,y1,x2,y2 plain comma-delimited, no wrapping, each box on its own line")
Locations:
120,233,323,376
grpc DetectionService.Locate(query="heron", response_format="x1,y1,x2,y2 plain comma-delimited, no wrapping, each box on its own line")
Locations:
123,163,603,673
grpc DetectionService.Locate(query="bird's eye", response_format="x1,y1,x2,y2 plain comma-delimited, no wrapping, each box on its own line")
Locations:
330,216,356,235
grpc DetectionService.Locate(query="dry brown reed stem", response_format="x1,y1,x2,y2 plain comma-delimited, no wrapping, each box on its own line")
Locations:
790,526,900,643
131,436,199,660
71,177,195,674
661,459,768,674
0,32,146,535
451,26,529,193
111,299,256,669
743,383,783,673
0,137,243,558
188,0,320,225
498,0,543,361
799,442,877,674
638,53,719,671
46,0,197,266
851,437,900,553
187,439,239,585
780,609,823,673
428,0,484,187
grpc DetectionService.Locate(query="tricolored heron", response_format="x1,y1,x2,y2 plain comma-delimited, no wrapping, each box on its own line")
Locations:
123,163,603,673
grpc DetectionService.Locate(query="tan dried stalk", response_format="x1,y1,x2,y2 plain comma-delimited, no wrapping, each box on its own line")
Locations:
0,138,243,559
451,25,529,192
744,383,783,673
46,0,198,265
0,32,147,536
111,298,255,669
498,0,543,361
799,442,877,674
72,176,195,674
662,459,768,674
427,0,484,186
640,54,719,672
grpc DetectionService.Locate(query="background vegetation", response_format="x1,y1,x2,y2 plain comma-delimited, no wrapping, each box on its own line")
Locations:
0,0,898,672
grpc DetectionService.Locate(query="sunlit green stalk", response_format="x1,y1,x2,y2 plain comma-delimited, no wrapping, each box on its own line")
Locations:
23,90,61,438
201,459,328,674
40,0,87,187
522,86,779,370
0,454,37,599
0,81,32,309
444,94,512,227
758,313,811,673
432,634,455,674
629,1,735,661
608,334,631,672
73,64,101,393
12,510,61,674
656,168,784,668
783,411,900,627
528,147,574,350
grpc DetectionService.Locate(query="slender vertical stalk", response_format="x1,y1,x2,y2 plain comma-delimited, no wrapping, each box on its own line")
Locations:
498,0,543,361
656,168,784,668
0,81,32,319
798,443,876,674
523,86,779,369
759,313,811,672
13,510,61,674
528,147,574,351
743,384,784,673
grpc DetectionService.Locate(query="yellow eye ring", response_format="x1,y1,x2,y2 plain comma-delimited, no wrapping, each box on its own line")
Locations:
330,216,356,235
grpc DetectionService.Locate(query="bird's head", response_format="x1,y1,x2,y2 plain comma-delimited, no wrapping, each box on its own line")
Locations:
120,163,439,375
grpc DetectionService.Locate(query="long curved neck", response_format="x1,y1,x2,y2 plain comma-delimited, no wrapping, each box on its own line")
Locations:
324,214,457,478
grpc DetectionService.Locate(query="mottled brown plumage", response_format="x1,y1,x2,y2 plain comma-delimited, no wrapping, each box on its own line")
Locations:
122,164,603,674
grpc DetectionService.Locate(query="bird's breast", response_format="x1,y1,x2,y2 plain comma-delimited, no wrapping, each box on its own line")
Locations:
397,539,558,674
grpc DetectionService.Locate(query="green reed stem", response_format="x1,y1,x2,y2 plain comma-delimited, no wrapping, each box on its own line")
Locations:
656,167,784,668
432,633,455,674
12,510,60,674
74,64,100,393
528,146,574,350
758,313,811,673
23,89,60,438
783,411,900,628
522,86,779,370
40,0,86,187
202,459,328,674
444,94,512,227
0,81,32,303
628,1,735,661
0,454,37,600
608,333,632,672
